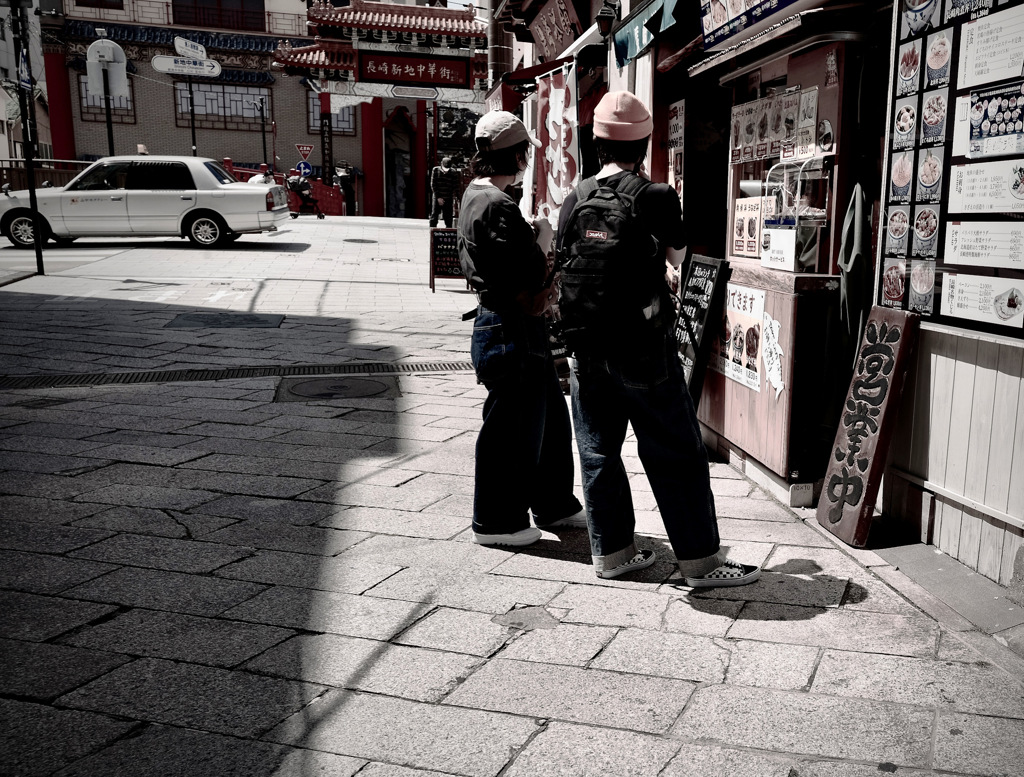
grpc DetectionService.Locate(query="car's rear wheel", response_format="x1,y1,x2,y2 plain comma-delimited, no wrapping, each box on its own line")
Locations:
4,212,47,248
186,214,229,248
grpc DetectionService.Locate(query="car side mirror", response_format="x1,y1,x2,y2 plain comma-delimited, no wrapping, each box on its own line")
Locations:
1,184,10,197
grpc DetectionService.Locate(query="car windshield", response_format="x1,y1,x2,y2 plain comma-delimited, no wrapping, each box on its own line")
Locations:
205,161,238,184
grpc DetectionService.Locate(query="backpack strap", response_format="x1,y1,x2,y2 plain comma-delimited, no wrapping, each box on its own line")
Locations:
613,172,652,209
554,176,600,267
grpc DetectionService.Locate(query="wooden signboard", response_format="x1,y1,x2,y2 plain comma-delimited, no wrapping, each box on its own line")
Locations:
816,307,919,547
429,228,462,293
675,255,731,407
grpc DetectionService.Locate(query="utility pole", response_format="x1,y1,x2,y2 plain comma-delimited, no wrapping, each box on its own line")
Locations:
257,97,268,168
187,76,197,155
101,66,115,156
7,0,45,275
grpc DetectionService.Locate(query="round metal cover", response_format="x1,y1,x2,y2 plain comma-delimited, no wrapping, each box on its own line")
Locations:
344,238,377,244
286,377,393,399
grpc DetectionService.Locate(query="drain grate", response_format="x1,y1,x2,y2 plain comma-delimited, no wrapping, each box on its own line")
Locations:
0,360,474,390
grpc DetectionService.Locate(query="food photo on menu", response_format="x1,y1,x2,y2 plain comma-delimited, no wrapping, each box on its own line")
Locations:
898,40,922,96
917,148,943,202
901,0,938,38
920,89,948,143
883,258,908,308
886,207,911,255
909,259,936,313
912,205,939,257
891,150,915,201
893,97,918,149
924,30,951,87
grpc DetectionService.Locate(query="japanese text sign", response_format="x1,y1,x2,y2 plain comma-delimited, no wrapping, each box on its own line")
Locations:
816,308,919,547
358,53,469,89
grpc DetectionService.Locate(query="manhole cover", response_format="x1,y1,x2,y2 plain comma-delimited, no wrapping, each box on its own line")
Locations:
276,376,401,402
165,313,284,329
344,238,378,244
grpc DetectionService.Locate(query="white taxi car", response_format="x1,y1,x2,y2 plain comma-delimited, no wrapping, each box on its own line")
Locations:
1,156,290,249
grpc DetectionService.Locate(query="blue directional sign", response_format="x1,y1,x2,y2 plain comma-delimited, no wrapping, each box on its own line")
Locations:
296,161,312,177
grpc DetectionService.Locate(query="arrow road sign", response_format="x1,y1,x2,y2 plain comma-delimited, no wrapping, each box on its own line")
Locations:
295,144,314,160
174,36,207,60
296,161,312,177
151,55,222,77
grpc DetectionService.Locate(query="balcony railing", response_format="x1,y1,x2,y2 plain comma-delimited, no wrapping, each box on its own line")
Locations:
171,3,266,32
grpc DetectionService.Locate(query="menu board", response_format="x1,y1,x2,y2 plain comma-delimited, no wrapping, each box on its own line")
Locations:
675,255,730,406
729,91,812,166
878,0,1024,337
429,228,462,292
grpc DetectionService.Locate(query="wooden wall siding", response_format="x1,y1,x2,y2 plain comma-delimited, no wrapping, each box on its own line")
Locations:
888,327,1024,586
698,289,797,478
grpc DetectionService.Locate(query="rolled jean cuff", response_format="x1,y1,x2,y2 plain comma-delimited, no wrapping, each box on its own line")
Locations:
592,541,638,574
677,549,727,578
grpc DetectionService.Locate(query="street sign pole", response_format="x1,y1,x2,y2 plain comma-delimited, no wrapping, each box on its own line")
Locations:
258,97,268,168
101,67,115,156
187,76,197,156
10,4,44,275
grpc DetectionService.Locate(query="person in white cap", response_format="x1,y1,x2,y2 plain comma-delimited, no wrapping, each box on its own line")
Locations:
556,91,761,588
457,110,585,546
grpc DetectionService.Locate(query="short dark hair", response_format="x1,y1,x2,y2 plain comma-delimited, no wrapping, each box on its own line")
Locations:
594,137,649,167
470,139,529,178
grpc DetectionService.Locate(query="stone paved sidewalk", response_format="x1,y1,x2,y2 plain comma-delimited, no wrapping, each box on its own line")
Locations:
1,219,1022,777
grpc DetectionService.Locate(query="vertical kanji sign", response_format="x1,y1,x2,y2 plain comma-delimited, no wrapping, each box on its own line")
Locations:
816,307,919,547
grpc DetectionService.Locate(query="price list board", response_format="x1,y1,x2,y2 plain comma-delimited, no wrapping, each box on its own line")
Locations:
429,228,463,293
879,0,1024,335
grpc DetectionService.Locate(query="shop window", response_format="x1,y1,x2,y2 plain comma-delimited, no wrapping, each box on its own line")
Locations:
79,74,135,125
174,82,271,132
172,0,265,32
75,0,126,8
306,93,356,135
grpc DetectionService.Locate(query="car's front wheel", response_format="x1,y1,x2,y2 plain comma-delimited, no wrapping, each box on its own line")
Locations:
4,212,48,248
185,213,229,248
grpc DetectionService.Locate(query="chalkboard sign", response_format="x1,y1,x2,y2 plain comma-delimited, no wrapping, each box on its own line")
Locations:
674,255,730,407
430,228,463,292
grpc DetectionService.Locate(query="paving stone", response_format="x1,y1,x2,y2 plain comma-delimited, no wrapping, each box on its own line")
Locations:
338,534,509,572
0,421,117,440
445,658,693,734
840,570,924,617
178,452,343,481
59,657,323,738
301,482,451,512
934,710,1024,777
366,567,565,614
72,483,220,511
82,430,208,448
0,698,138,777
0,639,130,701
53,724,367,777
356,764,454,777
489,548,679,590
0,434,108,455
61,608,294,667
690,568,848,608
937,629,989,662
713,497,798,522
591,628,730,682
216,549,400,594
197,494,336,525
0,495,109,524
393,606,513,656
0,471,103,500
675,685,933,766
71,533,253,573
661,743,796,777
346,422,465,442
0,450,112,474
0,549,117,595
504,721,682,777
265,689,537,777
724,640,819,690
177,422,293,439
247,633,480,702
1,590,116,642
498,622,616,666
64,566,267,617
268,429,388,450
811,650,1024,718
716,518,832,547
322,505,467,539
549,584,672,629
204,519,369,556
728,602,939,657
662,596,744,636
223,586,428,639
0,519,112,554
77,443,208,466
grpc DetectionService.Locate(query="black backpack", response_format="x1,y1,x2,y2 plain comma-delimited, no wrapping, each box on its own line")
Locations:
556,174,664,355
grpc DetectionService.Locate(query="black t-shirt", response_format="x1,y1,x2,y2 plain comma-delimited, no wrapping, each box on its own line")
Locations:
557,171,687,256
458,182,547,314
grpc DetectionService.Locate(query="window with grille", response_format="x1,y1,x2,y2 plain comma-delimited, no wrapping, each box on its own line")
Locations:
307,93,356,135
76,0,126,9
174,82,271,132
172,0,265,32
79,74,135,124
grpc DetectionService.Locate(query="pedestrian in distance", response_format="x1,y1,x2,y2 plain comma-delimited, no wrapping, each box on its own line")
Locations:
458,110,586,546
556,91,762,587
429,157,460,228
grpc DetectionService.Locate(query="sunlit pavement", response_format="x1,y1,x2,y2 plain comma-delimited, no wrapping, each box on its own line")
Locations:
1,217,1022,777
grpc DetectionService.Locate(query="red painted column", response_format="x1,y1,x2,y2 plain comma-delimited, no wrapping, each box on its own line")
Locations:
360,98,384,217
44,50,76,161
412,99,427,220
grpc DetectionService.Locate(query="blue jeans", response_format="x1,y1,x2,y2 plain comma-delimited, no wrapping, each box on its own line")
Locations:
569,335,725,577
471,306,583,534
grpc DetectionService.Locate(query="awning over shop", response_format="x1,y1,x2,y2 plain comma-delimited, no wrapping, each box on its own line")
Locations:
611,0,664,69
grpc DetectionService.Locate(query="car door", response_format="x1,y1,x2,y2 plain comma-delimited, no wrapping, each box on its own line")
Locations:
126,161,198,234
59,161,131,234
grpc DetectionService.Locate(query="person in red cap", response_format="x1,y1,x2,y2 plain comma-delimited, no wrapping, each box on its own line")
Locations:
457,110,585,546
556,91,761,587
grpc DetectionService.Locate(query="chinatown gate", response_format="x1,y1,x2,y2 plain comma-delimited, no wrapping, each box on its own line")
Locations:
273,0,488,218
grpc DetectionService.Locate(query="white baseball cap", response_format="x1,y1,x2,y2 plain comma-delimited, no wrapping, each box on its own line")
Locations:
475,111,541,151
